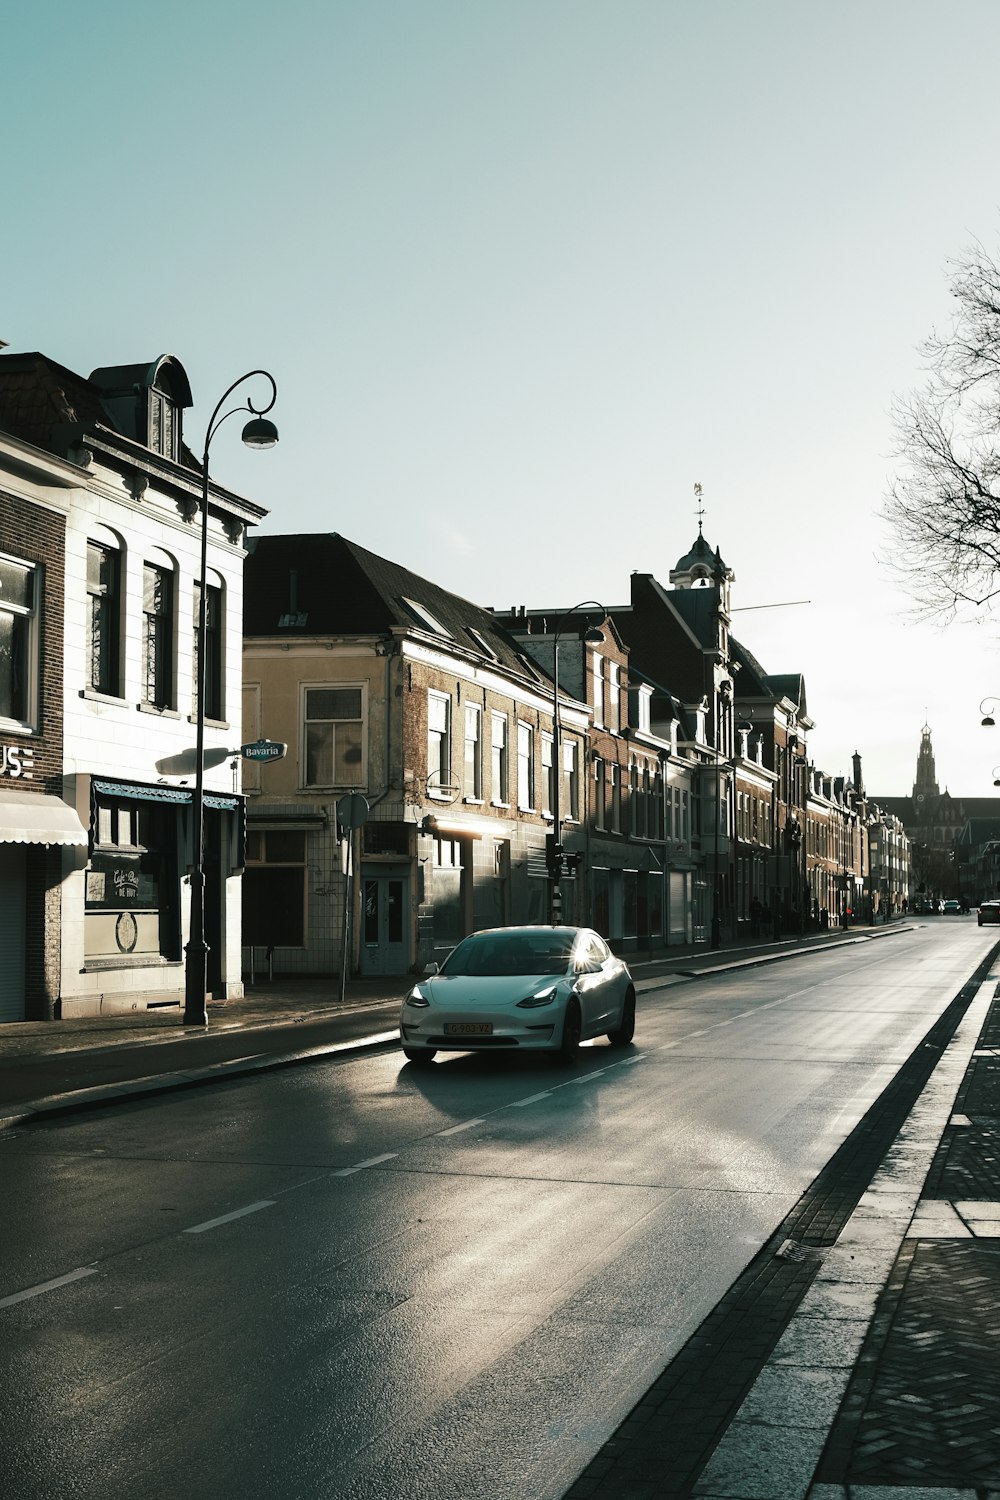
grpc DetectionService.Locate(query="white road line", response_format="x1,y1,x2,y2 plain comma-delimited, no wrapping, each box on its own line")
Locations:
435,1118,485,1136
574,1069,606,1081
0,1266,97,1308
333,1152,399,1176
510,1092,553,1106
183,1200,276,1234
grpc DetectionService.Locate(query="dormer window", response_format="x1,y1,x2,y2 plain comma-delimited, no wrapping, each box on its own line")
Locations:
148,387,179,460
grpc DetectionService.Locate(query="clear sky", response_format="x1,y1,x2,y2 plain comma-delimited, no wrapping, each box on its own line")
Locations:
7,0,1000,798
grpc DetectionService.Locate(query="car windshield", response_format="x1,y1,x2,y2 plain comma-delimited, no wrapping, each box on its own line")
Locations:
441,932,577,977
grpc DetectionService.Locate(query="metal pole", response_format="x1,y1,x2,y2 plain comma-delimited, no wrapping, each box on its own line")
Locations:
183,457,211,1026
551,641,562,924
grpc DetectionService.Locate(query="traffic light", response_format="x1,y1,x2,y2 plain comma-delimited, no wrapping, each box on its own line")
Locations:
545,833,563,873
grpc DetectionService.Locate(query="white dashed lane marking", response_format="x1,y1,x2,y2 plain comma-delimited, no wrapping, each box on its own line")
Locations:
435,1119,485,1136
0,1266,98,1308
333,1152,399,1177
184,1200,277,1234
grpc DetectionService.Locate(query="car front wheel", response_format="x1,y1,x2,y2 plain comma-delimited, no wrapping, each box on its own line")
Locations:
607,988,636,1047
559,1000,582,1063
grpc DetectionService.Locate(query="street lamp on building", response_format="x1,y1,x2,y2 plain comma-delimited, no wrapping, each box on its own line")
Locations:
548,601,605,925
981,698,999,727
184,370,278,1027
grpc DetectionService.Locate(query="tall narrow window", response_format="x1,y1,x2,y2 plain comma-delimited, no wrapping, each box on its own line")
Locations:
87,542,120,695
608,662,620,733
428,691,451,794
517,722,534,811
541,734,555,816
193,581,223,721
142,562,173,708
491,712,508,805
610,764,621,833
464,704,482,800
304,686,365,786
0,553,37,727
592,653,604,727
595,758,606,830
562,740,578,822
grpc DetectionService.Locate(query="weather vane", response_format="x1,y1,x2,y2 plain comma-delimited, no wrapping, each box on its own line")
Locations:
694,481,704,534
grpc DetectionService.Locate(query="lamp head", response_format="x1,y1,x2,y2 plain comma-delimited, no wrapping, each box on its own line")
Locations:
984,715,996,727
241,416,279,450
583,625,604,645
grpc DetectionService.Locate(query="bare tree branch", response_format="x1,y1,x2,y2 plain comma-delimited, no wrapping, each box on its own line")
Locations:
883,236,1000,619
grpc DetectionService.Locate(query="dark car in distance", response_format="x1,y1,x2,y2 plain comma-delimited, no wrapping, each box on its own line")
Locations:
978,901,1000,926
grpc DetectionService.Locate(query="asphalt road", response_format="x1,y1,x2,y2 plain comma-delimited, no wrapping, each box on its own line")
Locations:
0,921,991,1500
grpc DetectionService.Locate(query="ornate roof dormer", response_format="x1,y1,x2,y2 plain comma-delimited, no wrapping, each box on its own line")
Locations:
89,354,193,462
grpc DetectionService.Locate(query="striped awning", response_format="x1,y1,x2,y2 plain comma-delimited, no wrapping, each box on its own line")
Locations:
0,787,88,847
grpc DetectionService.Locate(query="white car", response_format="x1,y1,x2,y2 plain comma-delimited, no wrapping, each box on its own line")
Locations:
399,925,636,1065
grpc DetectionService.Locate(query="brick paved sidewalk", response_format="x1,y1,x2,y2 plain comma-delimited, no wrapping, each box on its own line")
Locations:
564,943,1000,1500
810,988,1000,1497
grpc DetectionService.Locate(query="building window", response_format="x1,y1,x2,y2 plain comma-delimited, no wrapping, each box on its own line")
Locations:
148,390,179,460
517,721,534,811
595,758,606,830
592,654,604,727
243,829,306,947
142,562,174,708
562,740,579,822
0,552,37,728
304,685,366,787
491,712,508,805
541,734,555,816
86,542,120,695
428,691,451,795
610,764,621,833
193,581,223,721
86,794,180,963
608,661,620,733
464,704,482,800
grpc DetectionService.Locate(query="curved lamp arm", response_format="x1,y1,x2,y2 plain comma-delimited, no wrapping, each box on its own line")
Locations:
981,697,1000,726
203,369,278,461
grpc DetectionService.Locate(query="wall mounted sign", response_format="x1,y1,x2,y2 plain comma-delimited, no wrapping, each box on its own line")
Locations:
0,744,34,779
241,739,287,763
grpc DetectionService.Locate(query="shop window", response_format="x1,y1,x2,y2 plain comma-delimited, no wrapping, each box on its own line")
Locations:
242,829,306,947
85,797,180,963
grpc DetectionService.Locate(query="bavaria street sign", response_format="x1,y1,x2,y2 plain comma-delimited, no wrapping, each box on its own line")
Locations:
241,739,287,763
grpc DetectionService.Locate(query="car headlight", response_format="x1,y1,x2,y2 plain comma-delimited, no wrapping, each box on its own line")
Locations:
404,985,430,1009
517,984,559,1009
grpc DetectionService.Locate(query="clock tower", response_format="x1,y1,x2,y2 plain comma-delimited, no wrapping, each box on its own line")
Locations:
912,722,939,811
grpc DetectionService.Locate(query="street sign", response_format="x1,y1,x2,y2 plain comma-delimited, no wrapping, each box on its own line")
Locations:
241,739,287,763
337,792,369,830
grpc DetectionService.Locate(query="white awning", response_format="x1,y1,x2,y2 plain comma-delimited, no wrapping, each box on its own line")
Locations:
0,787,88,847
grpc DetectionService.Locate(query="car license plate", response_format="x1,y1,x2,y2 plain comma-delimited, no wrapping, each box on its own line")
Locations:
443,1022,493,1035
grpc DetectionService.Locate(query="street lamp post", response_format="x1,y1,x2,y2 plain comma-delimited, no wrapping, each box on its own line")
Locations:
548,601,605,925
184,370,278,1027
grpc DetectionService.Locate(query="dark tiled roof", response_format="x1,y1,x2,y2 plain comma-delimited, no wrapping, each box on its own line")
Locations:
667,587,718,646
0,352,116,451
243,533,544,680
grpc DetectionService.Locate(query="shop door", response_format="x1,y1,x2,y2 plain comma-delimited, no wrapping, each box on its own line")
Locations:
0,845,26,1021
360,870,409,975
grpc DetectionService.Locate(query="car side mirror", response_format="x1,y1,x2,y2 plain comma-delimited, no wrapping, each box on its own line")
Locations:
423,962,440,976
